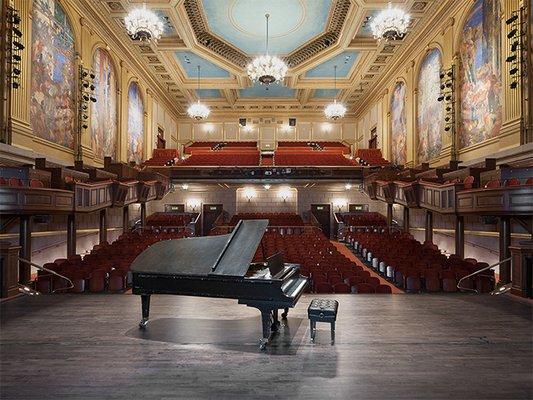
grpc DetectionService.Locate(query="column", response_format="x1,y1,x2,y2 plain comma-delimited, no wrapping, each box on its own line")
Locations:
67,213,76,258
123,205,129,233
403,206,410,232
425,210,433,243
99,209,107,243
499,216,511,284
140,203,146,227
18,215,31,284
455,215,464,258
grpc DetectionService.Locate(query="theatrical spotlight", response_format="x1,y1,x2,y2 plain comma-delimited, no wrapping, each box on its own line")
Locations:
505,14,518,25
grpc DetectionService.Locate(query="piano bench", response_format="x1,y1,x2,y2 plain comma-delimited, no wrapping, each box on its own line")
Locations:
308,299,338,343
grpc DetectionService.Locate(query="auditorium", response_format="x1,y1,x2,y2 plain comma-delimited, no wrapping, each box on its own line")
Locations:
0,0,532,399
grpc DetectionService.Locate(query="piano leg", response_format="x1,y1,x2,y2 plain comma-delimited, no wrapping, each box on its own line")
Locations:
259,309,273,350
139,294,150,329
271,309,280,332
281,307,289,319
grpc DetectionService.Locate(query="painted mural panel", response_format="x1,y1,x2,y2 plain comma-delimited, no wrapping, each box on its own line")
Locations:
417,48,444,162
127,82,144,164
459,0,501,148
391,82,407,165
91,48,117,160
30,0,76,149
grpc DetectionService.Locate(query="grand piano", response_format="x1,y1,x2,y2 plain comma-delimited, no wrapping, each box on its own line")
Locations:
131,220,308,349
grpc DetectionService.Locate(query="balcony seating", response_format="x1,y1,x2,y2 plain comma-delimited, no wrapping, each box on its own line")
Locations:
144,149,180,166
274,151,355,166
463,175,475,189
354,149,390,166
346,230,495,293
227,212,305,226
485,180,501,188
177,150,260,166
504,178,521,187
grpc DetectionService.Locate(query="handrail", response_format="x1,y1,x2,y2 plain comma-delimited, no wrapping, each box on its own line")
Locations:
457,257,511,294
18,257,74,295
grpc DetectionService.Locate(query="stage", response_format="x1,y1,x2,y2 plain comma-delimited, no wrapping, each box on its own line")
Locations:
1,293,531,399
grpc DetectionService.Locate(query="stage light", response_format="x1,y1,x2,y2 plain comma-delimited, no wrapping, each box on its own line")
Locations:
12,14,21,24
509,67,518,75
440,84,445,90
12,27,22,37
446,106,452,112
82,71,88,77
82,105,88,110
82,123,88,129
437,94,444,102
12,82,19,89
507,28,517,39
439,72,445,79
83,82,89,88
90,96,97,102
12,68,20,75
445,95,451,101
83,114,88,120
511,41,519,52
90,73,95,79
505,14,518,25
12,54,21,61
444,125,451,132
510,81,518,89
243,187,256,202
83,94,89,101
263,184,271,190
90,84,95,91
13,41,24,50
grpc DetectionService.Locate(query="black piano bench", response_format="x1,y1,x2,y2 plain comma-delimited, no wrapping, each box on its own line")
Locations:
307,299,338,343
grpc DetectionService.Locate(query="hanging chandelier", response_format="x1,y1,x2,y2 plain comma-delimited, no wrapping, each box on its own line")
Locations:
370,2,410,41
247,14,288,85
187,65,210,121
124,3,164,42
324,65,347,120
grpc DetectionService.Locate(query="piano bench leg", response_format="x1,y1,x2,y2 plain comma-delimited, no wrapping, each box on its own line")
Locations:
281,307,289,319
330,321,335,344
310,320,316,342
139,294,150,329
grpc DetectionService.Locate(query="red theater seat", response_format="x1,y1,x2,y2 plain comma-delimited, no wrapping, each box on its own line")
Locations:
333,283,351,293
484,180,500,188
315,282,333,294
355,283,375,294
463,175,475,189
375,284,392,294
504,178,521,187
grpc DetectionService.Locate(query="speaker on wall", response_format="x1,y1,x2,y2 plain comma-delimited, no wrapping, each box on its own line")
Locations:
288,118,296,127
239,118,247,127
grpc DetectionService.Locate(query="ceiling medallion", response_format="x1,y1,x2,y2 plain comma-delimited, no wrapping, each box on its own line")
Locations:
324,65,346,120
246,14,288,85
187,66,210,120
124,2,164,42
370,2,410,41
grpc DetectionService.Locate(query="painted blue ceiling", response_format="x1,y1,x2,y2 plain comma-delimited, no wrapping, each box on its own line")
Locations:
314,89,339,98
239,83,295,98
154,10,177,36
201,0,333,55
358,10,380,36
305,51,359,78
174,51,230,78
196,89,222,98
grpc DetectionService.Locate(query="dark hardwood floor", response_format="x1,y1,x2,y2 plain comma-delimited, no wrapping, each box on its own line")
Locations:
1,293,532,400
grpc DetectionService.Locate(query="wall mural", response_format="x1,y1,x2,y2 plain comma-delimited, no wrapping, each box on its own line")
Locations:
91,48,117,160
391,81,407,165
417,48,444,163
459,0,501,148
127,82,144,164
30,0,76,149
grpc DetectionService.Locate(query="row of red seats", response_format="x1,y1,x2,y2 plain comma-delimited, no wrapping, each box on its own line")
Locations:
342,212,386,227
0,177,45,187
443,175,533,190
354,149,389,166
35,229,189,294
227,213,305,226
177,151,260,166
145,212,191,227
144,149,180,166
274,152,356,166
346,229,494,293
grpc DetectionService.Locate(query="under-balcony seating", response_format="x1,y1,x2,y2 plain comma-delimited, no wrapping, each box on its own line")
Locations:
144,149,180,166
177,150,260,166
354,149,390,166
342,212,387,227
227,212,305,226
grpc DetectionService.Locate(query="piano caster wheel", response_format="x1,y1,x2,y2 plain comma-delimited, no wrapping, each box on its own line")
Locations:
139,319,149,329
271,321,280,332
281,312,287,319
259,339,268,351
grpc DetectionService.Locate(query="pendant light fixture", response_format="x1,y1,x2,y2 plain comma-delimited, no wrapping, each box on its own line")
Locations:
187,65,210,121
324,65,347,120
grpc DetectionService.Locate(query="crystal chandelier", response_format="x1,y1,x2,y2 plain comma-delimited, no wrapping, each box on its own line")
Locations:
124,3,164,42
247,14,288,85
370,2,410,41
324,65,347,120
187,65,210,121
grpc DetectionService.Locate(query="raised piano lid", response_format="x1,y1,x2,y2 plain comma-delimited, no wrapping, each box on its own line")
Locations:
130,219,269,277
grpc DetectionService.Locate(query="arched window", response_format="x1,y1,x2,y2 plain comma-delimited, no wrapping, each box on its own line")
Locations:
417,48,444,162
459,0,501,148
127,82,144,164
390,81,407,165
30,0,76,148
91,48,117,159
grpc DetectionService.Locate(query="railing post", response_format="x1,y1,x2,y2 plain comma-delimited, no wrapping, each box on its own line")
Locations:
499,216,511,284
403,206,410,233
99,209,108,243
123,206,129,233
455,215,464,258
18,216,31,284
67,213,76,258
425,210,433,243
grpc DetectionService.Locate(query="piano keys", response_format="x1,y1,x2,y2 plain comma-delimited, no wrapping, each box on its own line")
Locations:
131,220,308,350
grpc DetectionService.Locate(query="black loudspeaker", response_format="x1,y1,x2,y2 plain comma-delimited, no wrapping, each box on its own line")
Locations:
482,216,498,225
288,118,296,127
239,118,246,127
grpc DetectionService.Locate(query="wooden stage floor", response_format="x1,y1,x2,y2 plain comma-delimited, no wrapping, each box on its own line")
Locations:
1,293,532,399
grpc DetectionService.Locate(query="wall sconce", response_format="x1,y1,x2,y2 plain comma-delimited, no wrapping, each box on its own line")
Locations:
188,199,201,212
263,184,271,190
345,183,352,190
280,124,291,133
278,187,291,202
243,125,253,133
322,123,332,133
243,187,256,202
181,183,189,190
333,198,347,212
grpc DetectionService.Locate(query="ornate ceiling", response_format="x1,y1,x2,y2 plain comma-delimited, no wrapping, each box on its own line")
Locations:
90,0,438,118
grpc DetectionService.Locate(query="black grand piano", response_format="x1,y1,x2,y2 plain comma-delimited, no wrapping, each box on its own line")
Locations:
131,220,308,349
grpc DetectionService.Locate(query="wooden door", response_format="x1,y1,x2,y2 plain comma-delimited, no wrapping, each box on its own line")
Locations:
202,204,223,236
311,204,331,239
